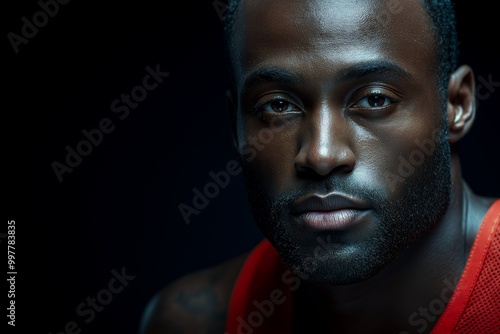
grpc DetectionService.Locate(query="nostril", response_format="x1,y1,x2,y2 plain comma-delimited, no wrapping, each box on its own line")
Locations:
294,147,355,177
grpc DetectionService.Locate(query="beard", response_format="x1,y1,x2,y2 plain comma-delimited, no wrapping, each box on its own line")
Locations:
242,123,452,285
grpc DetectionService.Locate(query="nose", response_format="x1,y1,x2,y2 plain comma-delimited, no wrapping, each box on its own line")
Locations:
294,107,355,176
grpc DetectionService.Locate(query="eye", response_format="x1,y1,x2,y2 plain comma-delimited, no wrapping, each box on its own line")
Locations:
260,98,300,113
354,93,393,108
253,95,303,118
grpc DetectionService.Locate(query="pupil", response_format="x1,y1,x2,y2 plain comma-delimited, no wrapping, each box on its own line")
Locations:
368,95,385,107
273,100,288,112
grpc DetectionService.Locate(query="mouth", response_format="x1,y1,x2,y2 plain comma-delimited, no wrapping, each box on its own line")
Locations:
290,193,370,231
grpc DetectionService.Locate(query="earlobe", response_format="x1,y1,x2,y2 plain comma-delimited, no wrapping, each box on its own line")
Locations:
447,65,476,144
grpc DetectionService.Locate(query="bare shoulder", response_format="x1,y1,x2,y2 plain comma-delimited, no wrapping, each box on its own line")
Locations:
139,251,250,334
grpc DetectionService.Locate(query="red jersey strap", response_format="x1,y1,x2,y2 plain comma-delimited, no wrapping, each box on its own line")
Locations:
225,239,293,334
431,199,500,333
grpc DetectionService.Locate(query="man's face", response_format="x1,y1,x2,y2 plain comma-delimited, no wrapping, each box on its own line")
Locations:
231,0,452,285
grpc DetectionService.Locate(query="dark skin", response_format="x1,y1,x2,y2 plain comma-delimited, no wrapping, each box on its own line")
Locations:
141,1,497,333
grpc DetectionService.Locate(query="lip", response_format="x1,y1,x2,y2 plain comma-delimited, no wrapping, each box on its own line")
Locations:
290,193,369,231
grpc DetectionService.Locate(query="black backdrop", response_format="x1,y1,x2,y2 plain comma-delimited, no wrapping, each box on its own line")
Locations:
4,1,500,333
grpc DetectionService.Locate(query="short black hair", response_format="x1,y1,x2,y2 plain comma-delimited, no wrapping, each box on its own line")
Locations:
222,0,459,101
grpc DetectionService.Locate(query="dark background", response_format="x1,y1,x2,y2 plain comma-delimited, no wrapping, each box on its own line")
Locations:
4,0,499,333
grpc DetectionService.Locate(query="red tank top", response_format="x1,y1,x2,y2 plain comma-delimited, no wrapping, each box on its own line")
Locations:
225,199,500,334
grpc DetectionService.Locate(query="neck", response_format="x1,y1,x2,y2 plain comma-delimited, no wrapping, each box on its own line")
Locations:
296,157,480,333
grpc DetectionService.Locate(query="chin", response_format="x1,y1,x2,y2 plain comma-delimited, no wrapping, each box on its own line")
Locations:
277,241,396,286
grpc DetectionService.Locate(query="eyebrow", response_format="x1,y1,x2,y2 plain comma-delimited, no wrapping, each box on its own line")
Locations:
240,61,412,94
333,60,412,83
241,67,303,94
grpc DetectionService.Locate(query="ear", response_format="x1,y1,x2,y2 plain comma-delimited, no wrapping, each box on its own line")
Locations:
226,89,239,150
446,65,476,144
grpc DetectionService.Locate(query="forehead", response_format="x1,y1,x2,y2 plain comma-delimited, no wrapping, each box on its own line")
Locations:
231,0,437,88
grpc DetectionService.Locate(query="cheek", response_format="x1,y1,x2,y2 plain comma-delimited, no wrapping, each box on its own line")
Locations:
360,115,443,195
239,118,300,192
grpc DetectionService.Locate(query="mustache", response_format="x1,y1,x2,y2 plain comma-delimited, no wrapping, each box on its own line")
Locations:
245,172,384,211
